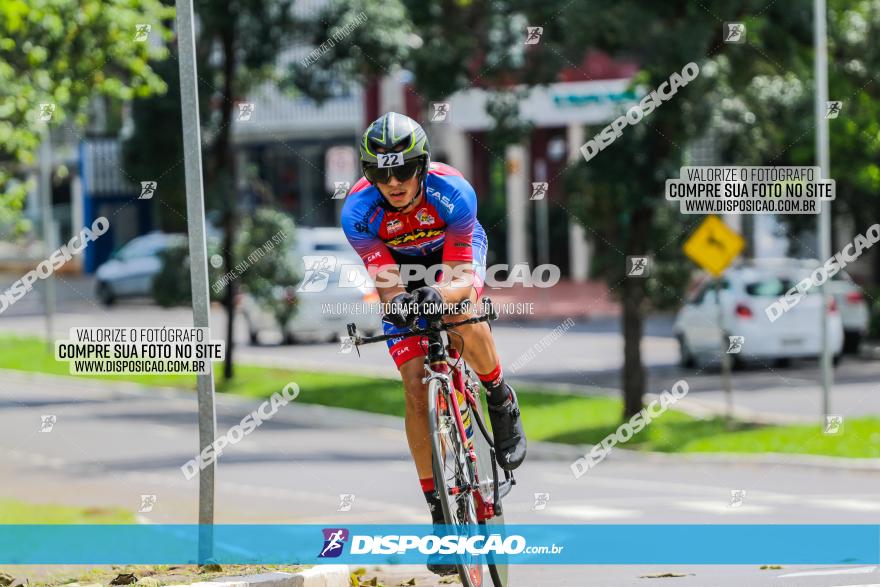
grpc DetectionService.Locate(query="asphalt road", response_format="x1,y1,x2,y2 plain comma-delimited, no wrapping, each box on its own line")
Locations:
2,372,880,586
3,300,879,423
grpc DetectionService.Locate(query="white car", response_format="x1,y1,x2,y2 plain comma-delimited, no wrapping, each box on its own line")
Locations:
240,227,382,344
95,232,186,305
674,261,844,367
825,270,870,353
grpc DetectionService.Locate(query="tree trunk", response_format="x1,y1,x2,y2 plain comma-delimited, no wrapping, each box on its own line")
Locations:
216,30,236,380
621,206,652,418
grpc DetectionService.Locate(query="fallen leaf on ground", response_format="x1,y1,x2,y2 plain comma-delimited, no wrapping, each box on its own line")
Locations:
199,564,222,573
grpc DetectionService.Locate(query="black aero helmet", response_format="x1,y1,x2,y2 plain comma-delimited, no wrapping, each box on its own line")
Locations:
359,113,430,205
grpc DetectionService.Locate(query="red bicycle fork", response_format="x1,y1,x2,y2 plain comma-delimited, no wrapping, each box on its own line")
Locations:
444,346,495,522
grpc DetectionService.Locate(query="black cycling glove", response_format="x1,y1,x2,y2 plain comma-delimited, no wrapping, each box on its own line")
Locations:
412,286,445,320
385,292,416,328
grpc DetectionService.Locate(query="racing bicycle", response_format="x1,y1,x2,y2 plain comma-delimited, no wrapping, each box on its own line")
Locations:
346,298,515,587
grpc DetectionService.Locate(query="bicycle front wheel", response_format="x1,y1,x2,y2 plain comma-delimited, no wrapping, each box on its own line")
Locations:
428,377,484,587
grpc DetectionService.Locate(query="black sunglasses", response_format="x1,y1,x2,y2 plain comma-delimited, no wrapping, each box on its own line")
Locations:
363,159,423,184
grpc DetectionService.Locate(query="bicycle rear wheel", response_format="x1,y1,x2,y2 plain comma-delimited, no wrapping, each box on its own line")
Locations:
428,377,484,587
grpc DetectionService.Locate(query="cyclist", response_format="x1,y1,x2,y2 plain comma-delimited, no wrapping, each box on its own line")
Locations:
341,112,527,575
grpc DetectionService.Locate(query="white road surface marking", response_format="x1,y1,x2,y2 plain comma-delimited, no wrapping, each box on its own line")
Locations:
778,566,877,578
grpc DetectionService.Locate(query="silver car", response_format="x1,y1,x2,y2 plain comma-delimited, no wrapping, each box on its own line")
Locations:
95,232,185,305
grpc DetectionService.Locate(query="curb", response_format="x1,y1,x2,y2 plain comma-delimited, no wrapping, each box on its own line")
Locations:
529,439,880,472
164,567,349,587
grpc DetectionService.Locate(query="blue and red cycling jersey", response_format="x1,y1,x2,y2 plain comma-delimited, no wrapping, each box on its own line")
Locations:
341,162,488,367
340,162,487,275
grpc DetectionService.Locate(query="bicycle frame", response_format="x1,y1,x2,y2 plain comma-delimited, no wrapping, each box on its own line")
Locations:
445,345,498,522
347,308,512,520
347,304,513,587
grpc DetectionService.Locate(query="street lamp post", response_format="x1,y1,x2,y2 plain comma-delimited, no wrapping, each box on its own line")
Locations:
814,0,833,419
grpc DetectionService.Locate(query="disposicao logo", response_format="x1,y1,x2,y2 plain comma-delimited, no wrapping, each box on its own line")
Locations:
318,528,349,558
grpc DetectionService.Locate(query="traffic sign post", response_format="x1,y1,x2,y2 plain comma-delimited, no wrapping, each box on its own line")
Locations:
683,216,746,421
176,0,217,563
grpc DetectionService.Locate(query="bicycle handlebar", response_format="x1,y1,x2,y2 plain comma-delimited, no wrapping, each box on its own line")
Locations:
347,297,499,347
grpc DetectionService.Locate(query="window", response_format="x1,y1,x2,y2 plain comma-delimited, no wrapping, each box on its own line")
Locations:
689,279,729,304
745,277,817,297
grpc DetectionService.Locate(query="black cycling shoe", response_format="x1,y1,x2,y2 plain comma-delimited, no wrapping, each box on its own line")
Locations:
488,387,527,471
427,523,458,576
427,559,458,576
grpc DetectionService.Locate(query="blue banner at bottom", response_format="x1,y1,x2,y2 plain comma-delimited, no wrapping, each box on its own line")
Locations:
0,524,878,565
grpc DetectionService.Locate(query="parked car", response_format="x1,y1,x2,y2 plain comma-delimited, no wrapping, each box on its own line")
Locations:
240,227,382,344
756,258,869,354
95,232,186,305
674,259,844,367
825,270,869,353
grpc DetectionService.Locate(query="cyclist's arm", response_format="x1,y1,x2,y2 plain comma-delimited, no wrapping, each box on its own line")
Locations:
436,177,478,304
438,260,477,304
340,198,405,304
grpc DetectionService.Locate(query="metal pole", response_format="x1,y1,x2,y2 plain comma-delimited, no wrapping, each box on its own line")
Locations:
716,279,733,421
39,126,56,348
814,0,833,418
175,0,217,561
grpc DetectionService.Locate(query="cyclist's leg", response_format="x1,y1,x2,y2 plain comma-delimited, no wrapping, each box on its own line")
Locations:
442,228,497,373
385,318,432,477
400,358,432,479
443,231,526,471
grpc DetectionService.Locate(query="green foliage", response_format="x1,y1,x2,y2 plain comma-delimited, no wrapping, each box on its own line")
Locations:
0,0,173,234
286,0,413,102
152,244,191,307
866,285,880,340
708,0,880,245
234,208,301,330
152,240,223,307
288,0,574,108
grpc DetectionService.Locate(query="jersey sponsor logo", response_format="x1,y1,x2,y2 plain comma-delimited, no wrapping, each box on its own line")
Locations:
427,186,455,213
416,208,435,226
386,218,403,233
386,228,443,246
439,195,454,213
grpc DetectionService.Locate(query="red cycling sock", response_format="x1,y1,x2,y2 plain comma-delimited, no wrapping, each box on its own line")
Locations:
421,477,443,523
477,363,511,405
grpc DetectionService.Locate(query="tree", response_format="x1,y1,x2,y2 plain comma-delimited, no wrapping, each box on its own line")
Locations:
0,0,173,234
235,208,301,334
710,0,880,268
558,0,834,417
292,0,850,420
191,0,298,379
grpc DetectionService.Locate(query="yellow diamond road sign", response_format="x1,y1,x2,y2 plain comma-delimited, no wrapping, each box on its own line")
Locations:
683,215,745,277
